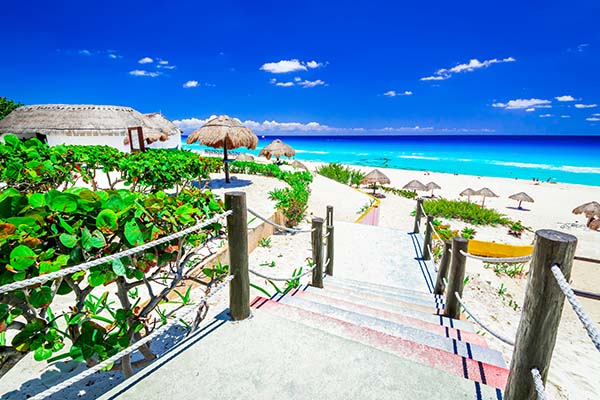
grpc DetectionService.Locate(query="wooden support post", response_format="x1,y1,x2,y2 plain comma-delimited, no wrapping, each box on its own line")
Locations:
504,230,577,400
326,205,334,227
444,237,468,319
225,192,250,320
422,215,434,260
325,225,334,276
311,217,324,288
433,240,452,295
413,198,423,233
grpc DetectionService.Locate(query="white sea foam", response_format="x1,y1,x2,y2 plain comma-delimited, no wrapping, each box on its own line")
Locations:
399,155,440,160
490,161,600,174
296,150,329,155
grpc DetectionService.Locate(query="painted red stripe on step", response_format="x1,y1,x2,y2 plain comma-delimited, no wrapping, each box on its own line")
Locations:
326,285,442,313
291,290,488,348
253,298,508,389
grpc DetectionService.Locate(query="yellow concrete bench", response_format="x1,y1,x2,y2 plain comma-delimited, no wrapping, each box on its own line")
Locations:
467,239,533,258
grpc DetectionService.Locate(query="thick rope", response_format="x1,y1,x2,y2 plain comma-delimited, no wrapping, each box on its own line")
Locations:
551,264,600,352
0,211,232,295
247,208,312,233
459,250,532,264
29,275,234,400
531,368,548,400
249,264,317,282
420,204,428,219
455,292,515,346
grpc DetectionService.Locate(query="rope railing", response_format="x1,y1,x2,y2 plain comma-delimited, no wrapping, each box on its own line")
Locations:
247,208,313,233
454,292,516,346
29,275,234,400
420,203,428,219
0,211,232,295
459,250,532,264
550,264,600,352
531,368,548,400
249,264,317,282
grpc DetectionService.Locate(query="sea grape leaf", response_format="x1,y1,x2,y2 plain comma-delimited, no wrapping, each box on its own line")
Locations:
59,233,78,249
96,209,118,232
124,220,143,246
29,286,53,308
9,245,37,271
112,258,126,276
49,195,78,213
28,193,46,208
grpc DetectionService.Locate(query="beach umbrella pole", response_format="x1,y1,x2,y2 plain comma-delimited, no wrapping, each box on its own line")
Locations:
223,138,230,184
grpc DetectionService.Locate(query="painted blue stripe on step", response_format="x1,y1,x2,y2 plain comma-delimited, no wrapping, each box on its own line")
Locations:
466,342,473,359
474,382,483,400
461,356,469,379
478,361,487,385
496,388,503,400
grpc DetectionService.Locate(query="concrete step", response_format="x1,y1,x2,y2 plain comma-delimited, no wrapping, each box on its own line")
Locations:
326,275,444,301
253,297,508,390
259,295,507,369
324,276,445,308
281,288,488,348
318,283,445,314
295,285,476,332
101,308,504,400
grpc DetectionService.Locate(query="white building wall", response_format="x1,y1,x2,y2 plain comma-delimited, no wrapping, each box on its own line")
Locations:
46,134,131,152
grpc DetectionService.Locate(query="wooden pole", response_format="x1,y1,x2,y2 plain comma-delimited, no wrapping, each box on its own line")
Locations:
422,215,434,260
225,192,250,320
443,237,468,319
413,198,423,233
223,137,230,184
433,240,452,295
311,217,324,288
326,205,334,227
325,225,334,276
504,230,577,400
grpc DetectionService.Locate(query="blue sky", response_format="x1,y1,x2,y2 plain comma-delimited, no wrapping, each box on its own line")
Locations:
1,0,600,135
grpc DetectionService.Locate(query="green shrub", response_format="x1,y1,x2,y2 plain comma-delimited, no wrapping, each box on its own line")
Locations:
316,163,365,187
379,186,417,199
423,198,512,226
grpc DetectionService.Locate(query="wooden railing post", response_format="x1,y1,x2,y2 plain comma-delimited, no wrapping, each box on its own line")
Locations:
325,225,334,276
504,230,577,400
225,192,250,321
444,237,468,319
326,205,334,227
433,240,452,295
311,217,324,288
422,215,434,260
413,198,423,233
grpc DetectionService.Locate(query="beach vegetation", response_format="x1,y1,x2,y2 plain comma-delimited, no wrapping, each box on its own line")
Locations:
379,185,418,199
0,97,23,120
315,163,365,187
258,237,272,248
508,220,525,238
422,198,513,227
483,262,526,278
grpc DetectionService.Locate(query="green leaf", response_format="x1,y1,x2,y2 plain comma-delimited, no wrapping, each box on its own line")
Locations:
39,261,59,275
59,233,78,248
29,286,53,308
88,272,105,287
90,230,106,248
96,209,118,232
34,346,53,361
9,245,37,271
112,258,126,276
81,227,93,251
58,216,74,234
49,194,78,213
28,193,46,208
124,220,144,246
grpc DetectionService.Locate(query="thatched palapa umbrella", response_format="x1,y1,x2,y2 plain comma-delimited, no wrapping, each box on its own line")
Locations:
186,115,258,183
259,139,296,162
460,188,477,202
403,179,428,193
291,160,308,170
425,182,441,197
509,192,534,210
236,153,255,161
477,187,498,207
361,169,390,194
572,201,600,228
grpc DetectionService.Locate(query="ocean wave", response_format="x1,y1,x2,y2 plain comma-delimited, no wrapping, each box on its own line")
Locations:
490,161,600,174
296,150,329,155
398,155,440,160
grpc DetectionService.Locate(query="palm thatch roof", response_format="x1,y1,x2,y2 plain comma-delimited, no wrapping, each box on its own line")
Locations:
291,160,308,170
477,188,498,198
361,169,390,185
236,153,255,161
460,188,478,197
185,115,258,150
426,182,441,191
509,192,534,203
572,201,600,217
403,180,427,191
259,139,296,160
0,104,164,139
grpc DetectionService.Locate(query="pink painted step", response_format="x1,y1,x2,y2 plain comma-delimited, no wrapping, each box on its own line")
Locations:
288,289,488,348
252,296,509,390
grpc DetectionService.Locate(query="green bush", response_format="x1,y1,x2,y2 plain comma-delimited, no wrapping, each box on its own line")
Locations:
423,198,512,227
316,163,365,187
379,186,417,199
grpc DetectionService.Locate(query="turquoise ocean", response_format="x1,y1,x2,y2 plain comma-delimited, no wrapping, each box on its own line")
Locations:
183,135,600,187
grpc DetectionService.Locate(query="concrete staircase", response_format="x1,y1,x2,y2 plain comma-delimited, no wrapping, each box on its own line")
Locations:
101,223,508,399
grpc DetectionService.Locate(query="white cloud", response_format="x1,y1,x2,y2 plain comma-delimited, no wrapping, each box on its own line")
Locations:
183,80,199,88
575,104,597,109
298,79,326,88
276,81,295,87
79,49,92,56
593,113,600,117
384,90,412,97
159,60,169,65
421,57,515,81
294,77,302,82
555,95,576,102
561,115,571,118
138,57,154,64
525,108,535,112
586,117,600,122
108,54,118,59
492,98,551,110
269,78,326,88
260,59,325,73
129,70,161,77
539,114,553,118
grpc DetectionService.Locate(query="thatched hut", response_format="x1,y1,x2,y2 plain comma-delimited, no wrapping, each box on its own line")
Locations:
0,104,181,152
259,139,296,162
186,115,258,183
